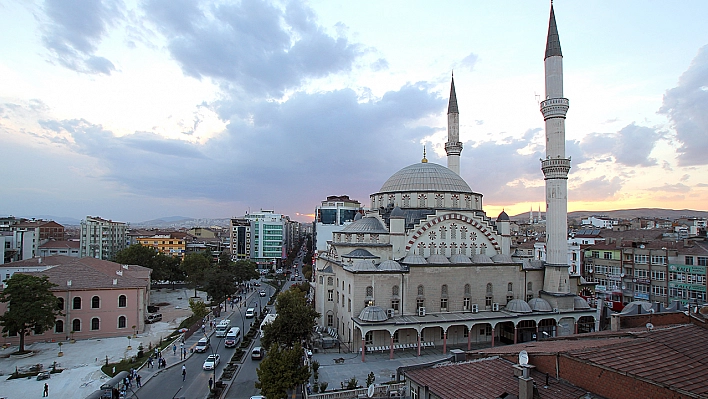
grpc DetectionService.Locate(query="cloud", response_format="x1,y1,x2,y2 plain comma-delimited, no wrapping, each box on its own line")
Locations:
581,123,662,167
370,58,389,72
659,44,708,166
40,0,124,74
460,52,479,71
649,183,691,193
143,0,362,98
573,176,623,201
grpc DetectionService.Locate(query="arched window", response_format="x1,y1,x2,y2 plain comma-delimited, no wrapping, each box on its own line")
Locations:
440,284,448,311
91,318,100,331
417,285,424,297
527,282,533,292
392,285,399,296
440,226,447,239
72,319,81,332
91,296,100,309
73,297,81,310
464,284,471,295
418,193,426,207
118,295,127,308
486,283,493,294
508,283,513,292
57,297,64,310
450,224,457,239
417,242,425,256
55,320,64,333
435,193,444,207
441,284,448,297
118,316,126,329
327,277,333,286
485,283,493,308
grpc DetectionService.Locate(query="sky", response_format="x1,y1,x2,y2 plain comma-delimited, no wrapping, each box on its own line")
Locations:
1,0,708,224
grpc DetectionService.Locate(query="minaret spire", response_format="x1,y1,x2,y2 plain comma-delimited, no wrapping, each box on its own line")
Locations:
445,73,462,175
540,3,571,295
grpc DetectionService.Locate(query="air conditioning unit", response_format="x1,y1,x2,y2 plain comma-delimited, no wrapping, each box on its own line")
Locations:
492,303,500,312
471,304,479,313
553,308,559,313
418,307,426,317
386,308,395,318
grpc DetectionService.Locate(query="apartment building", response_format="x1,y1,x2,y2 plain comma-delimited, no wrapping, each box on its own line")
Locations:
135,231,192,258
79,216,128,260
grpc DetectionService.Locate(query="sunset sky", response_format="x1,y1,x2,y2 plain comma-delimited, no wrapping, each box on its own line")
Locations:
1,1,707,223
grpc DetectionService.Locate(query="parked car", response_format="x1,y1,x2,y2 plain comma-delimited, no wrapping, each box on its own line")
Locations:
145,313,162,324
195,337,210,353
203,354,221,370
251,346,264,360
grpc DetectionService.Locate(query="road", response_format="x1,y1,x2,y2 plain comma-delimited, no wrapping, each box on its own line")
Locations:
131,280,275,399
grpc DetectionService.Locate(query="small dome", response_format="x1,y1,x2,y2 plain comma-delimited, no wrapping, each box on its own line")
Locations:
427,254,450,264
354,213,363,221
450,253,472,264
358,306,388,322
506,299,533,313
342,249,378,259
341,217,388,234
491,254,513,263
573,296,591,310
472,254,494,264
378,260,404,271
390,206,405,218
620,301,651,315
350,259,379,272
497,210,510,221
528,297,553,312
401,254,427,265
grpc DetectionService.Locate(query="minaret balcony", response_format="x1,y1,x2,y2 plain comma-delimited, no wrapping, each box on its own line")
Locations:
541,158,571,179
540,98,569,120
444,141,463,156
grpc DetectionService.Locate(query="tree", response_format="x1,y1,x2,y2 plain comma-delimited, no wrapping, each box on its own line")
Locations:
162,255,185,288
233,260,260,285
0,274,61,353
261,286,319,349
116,244,173,282
180,253,212,297
188,298,209,320
255,343,310,399
203,267,236,306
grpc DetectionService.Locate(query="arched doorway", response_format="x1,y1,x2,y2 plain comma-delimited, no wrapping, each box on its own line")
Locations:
517,320,537,343
577,316,595,333
538,318,557,339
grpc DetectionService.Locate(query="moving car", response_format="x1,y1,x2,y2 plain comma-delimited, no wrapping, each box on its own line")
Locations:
203,354,220,370
259,290,266,297
145,313,162,324
224,327,241,348
245,308,256,318
215,319,231,337
195,337,210,353
251,346,264,360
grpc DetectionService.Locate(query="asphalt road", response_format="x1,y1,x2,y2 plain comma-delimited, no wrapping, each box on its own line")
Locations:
132,281,275,399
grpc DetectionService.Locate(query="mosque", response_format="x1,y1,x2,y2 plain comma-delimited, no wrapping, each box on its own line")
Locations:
313,5,597,360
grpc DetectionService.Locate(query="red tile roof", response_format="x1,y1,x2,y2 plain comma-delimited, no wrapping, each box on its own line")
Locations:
39,240,80,249
405,357,592,399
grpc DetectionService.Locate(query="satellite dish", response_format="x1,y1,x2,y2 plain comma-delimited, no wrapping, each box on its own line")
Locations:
367,384,375,398
646,322,654,331
519,350,529,366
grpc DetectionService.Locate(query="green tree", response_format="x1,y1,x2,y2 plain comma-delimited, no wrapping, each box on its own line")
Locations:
0,274,61,353
181,253,212,297
162,255,185,288
261,286,319,349
203,267,236,306
255,343,310,399
233,260,260,285
116,244,160,267
188,298,209,320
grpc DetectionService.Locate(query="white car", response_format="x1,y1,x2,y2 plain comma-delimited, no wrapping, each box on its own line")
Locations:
202,354,220,370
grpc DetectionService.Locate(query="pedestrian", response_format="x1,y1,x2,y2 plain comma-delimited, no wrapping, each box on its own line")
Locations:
154,347,158,357
124,376,130,389
208,377,213,390
136,374,142,388
43,383,48,397
183,348,187,359
173,344,177,356
182,365,186,381
162,358,166,368
148,355,153,368
201,323,206,333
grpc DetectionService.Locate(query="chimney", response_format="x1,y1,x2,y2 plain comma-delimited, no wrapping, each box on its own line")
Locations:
513,365,535,399
38,257,42,264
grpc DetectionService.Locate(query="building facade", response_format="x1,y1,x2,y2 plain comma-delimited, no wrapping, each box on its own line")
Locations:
229,218,252,260
80,216,128,260
136,231,191,258
244,210,285,269
314,195,363,253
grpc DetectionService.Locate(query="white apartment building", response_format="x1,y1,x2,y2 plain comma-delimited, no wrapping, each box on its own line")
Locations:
79,216,128,260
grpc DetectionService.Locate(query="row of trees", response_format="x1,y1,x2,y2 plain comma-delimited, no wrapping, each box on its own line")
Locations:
255,283,319,399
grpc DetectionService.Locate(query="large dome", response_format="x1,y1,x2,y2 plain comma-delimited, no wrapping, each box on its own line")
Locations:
379,162,473,193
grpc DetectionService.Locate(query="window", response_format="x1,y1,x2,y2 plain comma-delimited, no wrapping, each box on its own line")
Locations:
118,316,126,329
440,227,447,240
651,270,665,281
463,328,469,338
366,286,373,297
685,256,694,265
417,285,424,296
55,320,64,333
463,297,470,311
634,269,648,279
485,295,493,307
91,296,100,309
348,299,351,312
651,255,666,265
327,290,333,302
118,295,127,308
591,251,599,258
391,299,399,312
698,257,708,266
73,297,82,310
393,331,399,343
327,314,333,327
603,252,612,259
507,282,513,292
57,297,64,310
91,318,100,331
72,319,81,332
416,298,425,310
327,277,333,286
652,285,666,297
393,285,399,296
506,294,513,304
634,254,648,264
365,332,373,345
440,298,448,311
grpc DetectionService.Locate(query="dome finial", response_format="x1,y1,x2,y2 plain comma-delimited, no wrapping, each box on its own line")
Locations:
422,145,428,163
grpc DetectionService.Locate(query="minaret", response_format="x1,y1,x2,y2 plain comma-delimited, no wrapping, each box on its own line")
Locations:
445,74,463,175
541,4,571,294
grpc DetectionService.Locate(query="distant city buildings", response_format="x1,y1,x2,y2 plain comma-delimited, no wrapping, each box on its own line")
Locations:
79,216,128,260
